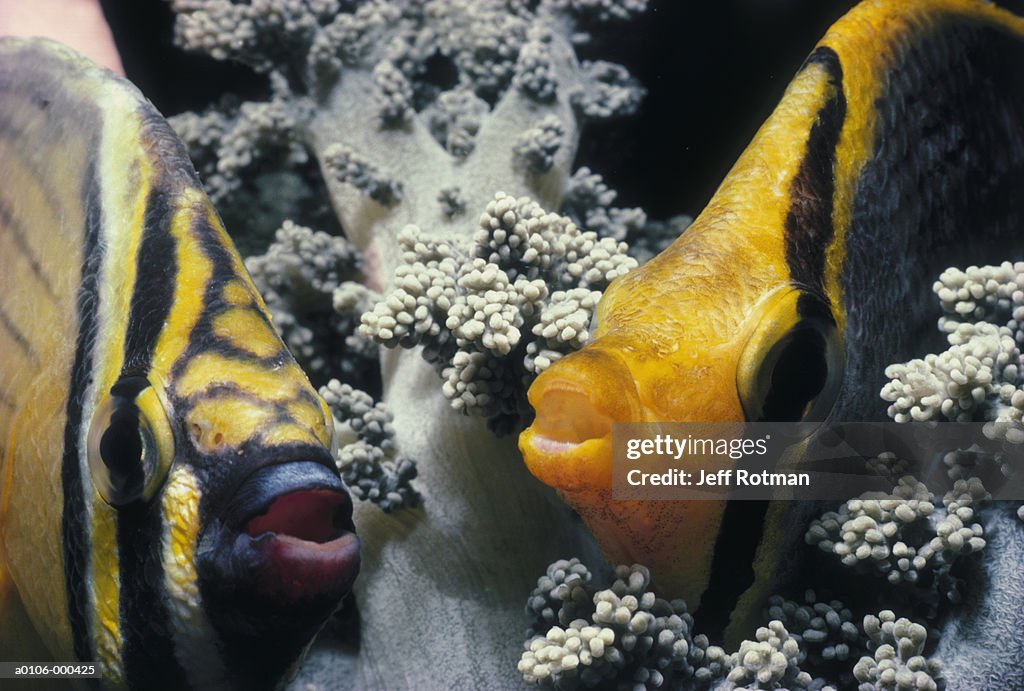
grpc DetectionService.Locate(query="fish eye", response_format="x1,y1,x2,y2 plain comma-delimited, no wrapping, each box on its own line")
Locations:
87,376,175,506
736,288,844,423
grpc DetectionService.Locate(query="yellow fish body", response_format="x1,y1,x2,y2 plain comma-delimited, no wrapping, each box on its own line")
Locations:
520,0,1024,643
0,39,359,688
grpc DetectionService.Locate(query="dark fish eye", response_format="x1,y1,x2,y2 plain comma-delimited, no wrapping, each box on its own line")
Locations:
87,376,175,506
99,402,146,500
737,288,844,425
758,324,831,422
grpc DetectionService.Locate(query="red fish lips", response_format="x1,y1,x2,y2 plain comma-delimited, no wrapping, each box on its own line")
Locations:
243,486,361,602
200,461,360,624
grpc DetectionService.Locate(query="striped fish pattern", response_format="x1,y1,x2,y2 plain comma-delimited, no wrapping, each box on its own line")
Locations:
520,0,1024,645
0,40,359,689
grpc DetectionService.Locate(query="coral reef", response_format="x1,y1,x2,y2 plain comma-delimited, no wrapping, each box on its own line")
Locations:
804,477,987,605
519,561,730,690
852,611,944,691
359,193,635,430
319,379,420,513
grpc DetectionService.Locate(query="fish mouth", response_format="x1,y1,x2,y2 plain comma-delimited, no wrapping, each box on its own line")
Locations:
520,347,644,492
199,461,360,633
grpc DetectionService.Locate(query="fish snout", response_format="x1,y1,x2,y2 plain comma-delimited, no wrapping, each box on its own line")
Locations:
198,460,360,641
520,347,644,491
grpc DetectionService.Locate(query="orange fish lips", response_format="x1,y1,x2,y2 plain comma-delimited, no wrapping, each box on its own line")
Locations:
520,346,645,492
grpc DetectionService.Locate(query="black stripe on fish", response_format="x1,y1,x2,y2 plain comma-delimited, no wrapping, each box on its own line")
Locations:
693,499,770,642
168,212,245,384
62,164,103,665
121,181,178,375
117,501,189,690
784,46,846,295
116,174,187,688
838,20,1024,421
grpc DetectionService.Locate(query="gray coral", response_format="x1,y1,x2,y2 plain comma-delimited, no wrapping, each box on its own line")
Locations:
805,476,986,602
319,379,421,512
572,60,646,121
169,82,314,207
515,115,566,174
245,220,379,390
323,143,404,206
359,193,636,429
852,612,944,691
562,167,646,242
519,561,730,690
764,591,863,678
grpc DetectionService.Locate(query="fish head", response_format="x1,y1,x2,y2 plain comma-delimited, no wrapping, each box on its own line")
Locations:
519,215,843,606
76,194,361,686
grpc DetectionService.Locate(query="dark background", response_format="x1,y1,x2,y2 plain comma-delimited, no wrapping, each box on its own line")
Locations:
97,0,1023,219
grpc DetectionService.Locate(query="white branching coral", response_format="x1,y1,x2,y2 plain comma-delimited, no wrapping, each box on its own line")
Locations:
881,263,1024,444
852,612,944,691
245,220,379,390
726,620,819,690
319,379,420,513
519,561,730,690
323,143,404,206
514,115,566,174
359,193,636,430
805,476,987,605
764,591,864,681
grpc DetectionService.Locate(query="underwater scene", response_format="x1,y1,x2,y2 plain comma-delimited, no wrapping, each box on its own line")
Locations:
1,0,1024,689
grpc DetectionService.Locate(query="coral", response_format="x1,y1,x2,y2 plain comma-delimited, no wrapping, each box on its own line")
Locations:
519,561,730,690
726,620,818,690
554,0,649,24
572,60,646,121
852,612,944,691
526,558,596,633
805,476,986,604
881,262,1024,444
323,143,404,206
169,77,314,206
319,379,420,512
424,89,489,159
562,167,646,243
245,220,379,392
764,591,864,682
437,186,467,219
359,193,636,430
514,115,566,175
